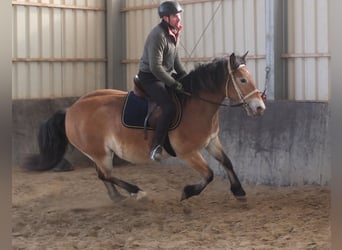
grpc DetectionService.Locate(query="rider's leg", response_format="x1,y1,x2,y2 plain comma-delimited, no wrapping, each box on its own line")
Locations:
138,76,176,161
150,94,176,161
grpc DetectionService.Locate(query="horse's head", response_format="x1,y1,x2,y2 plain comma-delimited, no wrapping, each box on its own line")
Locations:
226,52,266,116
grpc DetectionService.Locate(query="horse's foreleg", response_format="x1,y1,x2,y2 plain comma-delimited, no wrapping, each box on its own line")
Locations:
103,181,125,201
205,137,246,200
181,152,213,201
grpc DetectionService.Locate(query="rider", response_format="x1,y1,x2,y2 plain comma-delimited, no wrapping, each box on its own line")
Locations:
138,1,187,161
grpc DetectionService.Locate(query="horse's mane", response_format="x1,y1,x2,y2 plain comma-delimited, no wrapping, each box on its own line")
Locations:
180,57,228,96
179,54,246,98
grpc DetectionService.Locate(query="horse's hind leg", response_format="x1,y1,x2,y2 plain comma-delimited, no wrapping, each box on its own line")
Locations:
95,167,124,201
205,136,246,200
94,155,146,201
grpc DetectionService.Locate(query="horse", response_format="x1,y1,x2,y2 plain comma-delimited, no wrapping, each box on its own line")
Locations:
22,52,266,202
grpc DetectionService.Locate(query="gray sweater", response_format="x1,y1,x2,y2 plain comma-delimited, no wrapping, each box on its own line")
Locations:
139,21,187,87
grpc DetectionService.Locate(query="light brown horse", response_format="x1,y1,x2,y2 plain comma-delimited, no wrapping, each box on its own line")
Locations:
23,53,265,201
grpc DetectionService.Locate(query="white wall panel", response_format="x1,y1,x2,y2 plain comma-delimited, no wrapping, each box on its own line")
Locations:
286,0,329,100
12,0,106,99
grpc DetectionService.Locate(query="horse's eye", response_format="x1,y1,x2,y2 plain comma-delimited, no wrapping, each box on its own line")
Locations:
240,78,247,84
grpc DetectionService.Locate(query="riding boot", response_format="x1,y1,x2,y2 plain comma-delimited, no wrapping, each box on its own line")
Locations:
150,129,167,161
150,115,171,161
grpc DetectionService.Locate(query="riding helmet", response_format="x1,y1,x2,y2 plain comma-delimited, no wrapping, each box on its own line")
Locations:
158,1,183,18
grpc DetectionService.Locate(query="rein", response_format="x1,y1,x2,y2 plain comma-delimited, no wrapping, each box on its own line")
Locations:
179,89,229,107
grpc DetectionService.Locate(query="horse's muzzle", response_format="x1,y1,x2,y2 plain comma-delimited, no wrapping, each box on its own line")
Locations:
245,99,266,117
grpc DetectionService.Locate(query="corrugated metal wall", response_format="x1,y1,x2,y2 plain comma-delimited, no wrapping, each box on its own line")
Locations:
12,0,106,99
286,0,330,100
12,0,330,101
123,0,266,92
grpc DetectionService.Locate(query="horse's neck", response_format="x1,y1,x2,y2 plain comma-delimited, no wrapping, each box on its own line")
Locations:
179,95,221,137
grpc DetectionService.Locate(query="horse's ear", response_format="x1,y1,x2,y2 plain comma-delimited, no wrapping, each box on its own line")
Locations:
229,53,236,68
242,51,249,62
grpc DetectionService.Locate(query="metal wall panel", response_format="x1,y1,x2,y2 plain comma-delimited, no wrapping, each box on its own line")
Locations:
123,0,267,92
13,0,330,100
286,0,329,100
12,0,106,99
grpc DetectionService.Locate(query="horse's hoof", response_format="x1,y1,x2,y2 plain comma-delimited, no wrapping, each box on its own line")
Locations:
231,185,246,196
131,190,147,200
180,191,188,201
234,195,247,202
231,185,247,201
181,184,201,201
110,195,125,202
52,159,74,172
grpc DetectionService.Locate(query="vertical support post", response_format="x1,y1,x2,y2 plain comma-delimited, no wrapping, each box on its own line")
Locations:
265,0,287,100
265,0,275,100
106,0,126,90
329,0,342,248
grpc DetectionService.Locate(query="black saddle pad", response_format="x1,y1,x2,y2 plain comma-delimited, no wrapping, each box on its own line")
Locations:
122,91,152,129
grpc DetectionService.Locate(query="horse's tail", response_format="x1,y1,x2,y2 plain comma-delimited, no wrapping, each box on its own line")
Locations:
21,109,69,171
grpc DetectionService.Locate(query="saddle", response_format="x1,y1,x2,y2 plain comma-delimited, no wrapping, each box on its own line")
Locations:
121,76,182,157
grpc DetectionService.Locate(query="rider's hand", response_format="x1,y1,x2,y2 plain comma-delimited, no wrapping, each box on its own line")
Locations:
172,82,183,92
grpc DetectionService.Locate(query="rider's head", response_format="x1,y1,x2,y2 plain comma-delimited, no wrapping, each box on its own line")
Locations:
158,1,183,28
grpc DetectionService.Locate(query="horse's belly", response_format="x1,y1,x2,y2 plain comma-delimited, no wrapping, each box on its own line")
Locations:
105,130,157,164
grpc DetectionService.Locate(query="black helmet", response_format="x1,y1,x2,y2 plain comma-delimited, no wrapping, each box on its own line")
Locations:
158,1,183,18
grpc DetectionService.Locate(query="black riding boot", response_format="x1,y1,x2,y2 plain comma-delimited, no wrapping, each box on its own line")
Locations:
150,105,175,161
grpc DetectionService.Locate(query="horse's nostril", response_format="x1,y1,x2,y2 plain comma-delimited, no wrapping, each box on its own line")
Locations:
257,106,264,113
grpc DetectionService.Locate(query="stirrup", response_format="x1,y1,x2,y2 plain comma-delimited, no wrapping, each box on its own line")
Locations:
150,145,163,162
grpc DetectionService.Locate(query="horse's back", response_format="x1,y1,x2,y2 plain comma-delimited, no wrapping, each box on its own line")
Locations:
68,89,127,117
70,89,127,109
76,89,127,101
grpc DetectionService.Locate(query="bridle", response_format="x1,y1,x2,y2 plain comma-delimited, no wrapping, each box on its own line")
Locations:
226,60,262,108
181,57,265,108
